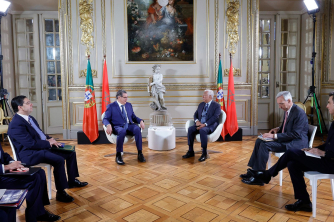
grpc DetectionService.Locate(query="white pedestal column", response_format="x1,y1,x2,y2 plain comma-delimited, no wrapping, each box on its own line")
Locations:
148,126,176,150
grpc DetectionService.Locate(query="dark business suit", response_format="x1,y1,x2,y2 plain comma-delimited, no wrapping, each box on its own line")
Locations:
102,101,143,152
268,121,334,202
248,104,309,170
0,145,50,222
187,101,221,150
7,114,80,191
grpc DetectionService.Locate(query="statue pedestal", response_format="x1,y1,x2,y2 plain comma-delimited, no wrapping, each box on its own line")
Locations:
148,110,175,150
148,126,175,150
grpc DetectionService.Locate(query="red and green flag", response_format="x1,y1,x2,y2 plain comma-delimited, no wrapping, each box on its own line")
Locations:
101,59,110,115
216,56,228,139
83,58,99,143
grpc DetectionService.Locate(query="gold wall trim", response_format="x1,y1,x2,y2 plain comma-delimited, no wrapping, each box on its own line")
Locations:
79,68,97,78
225,0,240,55
79,0,94,56
224,67,241,76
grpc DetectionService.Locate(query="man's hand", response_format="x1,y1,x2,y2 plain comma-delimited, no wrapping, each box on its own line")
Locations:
47,138,62,147
106,124,112,135
196,123,205,130
269,127,279,134
302,148,326,157
262,133,275,139
4,161,24,171
140,120,145,130
196,121,202,126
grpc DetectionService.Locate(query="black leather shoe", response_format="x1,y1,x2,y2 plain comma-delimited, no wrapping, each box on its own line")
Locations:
69,179,88,188
56,190,74,203
115,155,125,165
247,168,271,184
285,200,312,212
241,177,264,186
36,210,61,221
182,151,195,158
198,153,207,162
138,153,146,162
240,170,252,179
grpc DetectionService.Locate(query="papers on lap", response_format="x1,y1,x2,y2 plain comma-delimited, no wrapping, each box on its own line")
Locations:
258,135,274,142
304,151,321,159
0,189,28,208
51,144,75,152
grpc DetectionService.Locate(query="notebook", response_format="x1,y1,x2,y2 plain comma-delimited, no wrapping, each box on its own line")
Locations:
3,167,41,177
51,143,75,152
0,189,28,208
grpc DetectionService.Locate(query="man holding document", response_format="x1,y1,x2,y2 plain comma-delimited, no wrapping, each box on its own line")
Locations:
241,91,309,185
8,95,88,204
243,91,334,212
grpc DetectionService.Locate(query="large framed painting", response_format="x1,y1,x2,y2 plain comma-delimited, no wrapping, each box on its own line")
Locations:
126,0,194,62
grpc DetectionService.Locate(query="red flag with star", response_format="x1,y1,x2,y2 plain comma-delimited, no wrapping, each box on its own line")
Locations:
226,55,238,136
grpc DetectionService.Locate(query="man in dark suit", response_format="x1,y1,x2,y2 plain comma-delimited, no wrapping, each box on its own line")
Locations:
183,89,221,162
7,95,88,203
102,90,146,165
0,144,60,222
241,91,309,185
246,91,334,212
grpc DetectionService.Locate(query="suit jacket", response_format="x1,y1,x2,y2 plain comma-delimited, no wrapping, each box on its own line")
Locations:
0,145,14,175
7,114,51,161
317,121,334,160
276,104,309,150
102,101,142,129
194,101,221,132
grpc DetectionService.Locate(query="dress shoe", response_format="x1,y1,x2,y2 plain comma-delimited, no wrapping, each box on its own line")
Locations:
247,168,271,184
241,176,264,186
198,153,207,162
36,210,61,221
115,155,125,165
56,190,74,203
285,200,312,212
182,151,195,158
138,153,146,162
68,179,88,188
240,170,252,179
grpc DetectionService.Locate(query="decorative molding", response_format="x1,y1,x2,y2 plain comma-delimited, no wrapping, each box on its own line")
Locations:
215,0,219,82
101,0,106,56
79,0,94,56
225,0,240,55
224,67,241,76
79,69,97,78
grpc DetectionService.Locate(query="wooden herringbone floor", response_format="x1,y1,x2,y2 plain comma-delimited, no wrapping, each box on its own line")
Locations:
2,135,334,222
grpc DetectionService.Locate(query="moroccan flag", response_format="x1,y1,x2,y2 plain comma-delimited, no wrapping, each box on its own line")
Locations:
101,59,110,115
83,59,99,143
226,58,238,136
216,57,228,139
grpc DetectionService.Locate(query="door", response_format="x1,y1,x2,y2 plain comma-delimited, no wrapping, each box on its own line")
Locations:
274,15,300,126
258,15,275,129
40,13,63,134
13,14,43,124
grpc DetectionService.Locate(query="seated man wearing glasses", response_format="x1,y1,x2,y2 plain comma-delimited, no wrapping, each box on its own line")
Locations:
102,90,146,165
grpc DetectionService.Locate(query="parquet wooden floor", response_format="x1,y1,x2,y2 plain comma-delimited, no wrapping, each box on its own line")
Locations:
2,135,334,222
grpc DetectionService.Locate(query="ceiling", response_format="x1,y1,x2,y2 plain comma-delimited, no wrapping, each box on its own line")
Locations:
259,0,306,11
8,0,58,12
6,0,306,12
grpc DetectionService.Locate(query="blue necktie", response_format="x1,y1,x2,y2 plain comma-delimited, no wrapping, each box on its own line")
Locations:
204,103,208,111
29,116,47,140
201,103,209,123
121,105,128,130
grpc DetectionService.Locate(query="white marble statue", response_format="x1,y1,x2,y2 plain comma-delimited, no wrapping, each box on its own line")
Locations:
148,64,167,111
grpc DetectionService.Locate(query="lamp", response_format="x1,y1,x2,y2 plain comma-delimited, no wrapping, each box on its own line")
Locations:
302,0,327,138
0,0,11,16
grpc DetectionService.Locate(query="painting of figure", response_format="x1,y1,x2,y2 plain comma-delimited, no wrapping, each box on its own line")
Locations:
127,0,194,62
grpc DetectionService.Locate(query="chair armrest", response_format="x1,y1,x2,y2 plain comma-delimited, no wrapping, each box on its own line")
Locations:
209,123,224,142
185,120,195,133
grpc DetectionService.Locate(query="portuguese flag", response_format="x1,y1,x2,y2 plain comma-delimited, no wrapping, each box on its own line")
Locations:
216,56,227,139
83,58,99,143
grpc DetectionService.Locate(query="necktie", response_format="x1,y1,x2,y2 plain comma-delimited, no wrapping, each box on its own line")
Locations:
29,116,47,140
201,103,209,123
121,105,128,130
204,103,209,111
282,112,288,133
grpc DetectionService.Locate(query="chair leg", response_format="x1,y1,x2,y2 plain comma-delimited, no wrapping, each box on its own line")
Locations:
46,165,52,200
267,152,272,168
331,179,334,200
311,178,317,218
279,170,283,186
